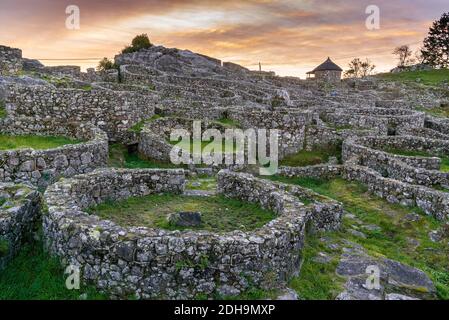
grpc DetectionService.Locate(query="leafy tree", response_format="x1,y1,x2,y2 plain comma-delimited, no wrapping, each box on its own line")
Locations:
344,58,376,78
121,34,153,54
96,57,115,71
393,45,415,67
421,12,449,68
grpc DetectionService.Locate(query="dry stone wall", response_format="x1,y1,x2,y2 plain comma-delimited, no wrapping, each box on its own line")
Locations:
42,168,341,299
0,118,108,188
0,183,40,270
0,46,22,75
5,84,156,141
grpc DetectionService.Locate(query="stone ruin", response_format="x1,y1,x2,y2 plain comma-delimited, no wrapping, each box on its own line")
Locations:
0,43,448,299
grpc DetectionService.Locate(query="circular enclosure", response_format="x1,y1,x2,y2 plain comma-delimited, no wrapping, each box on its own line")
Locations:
43,168,341,299
0,117,108,187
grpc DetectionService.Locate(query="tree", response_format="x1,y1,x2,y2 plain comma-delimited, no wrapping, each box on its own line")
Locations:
121,34,153,54
344,58,376,78
96,57,115,71
393,45,415,67
421,12,449,68
360,59,376,77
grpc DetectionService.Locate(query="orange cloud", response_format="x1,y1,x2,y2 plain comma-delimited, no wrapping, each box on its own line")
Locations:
0,0,446,77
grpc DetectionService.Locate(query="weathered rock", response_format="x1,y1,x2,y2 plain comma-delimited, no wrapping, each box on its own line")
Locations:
167,211,202,228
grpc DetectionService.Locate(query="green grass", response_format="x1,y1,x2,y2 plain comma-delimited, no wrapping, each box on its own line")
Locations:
0,135,82,151
417,105,449,118
289,235,345,300
265,176,449,299
280,145,341,167
377,69,449,86
0,241,107,300
108,144,179,169
169,138,241,154
186,176,217,191
441,158,449,173
87,194,276,233
383,147,449,173
214,118,241,128
128,115,162,133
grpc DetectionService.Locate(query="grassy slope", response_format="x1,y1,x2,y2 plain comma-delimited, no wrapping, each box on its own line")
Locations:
377,69,449,86
265,177,449,300
88,194,276,232
0,135,82,151
0,241,107,300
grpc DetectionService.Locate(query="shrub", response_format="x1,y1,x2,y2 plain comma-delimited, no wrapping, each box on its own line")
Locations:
96,57,116,71
121,34,153,54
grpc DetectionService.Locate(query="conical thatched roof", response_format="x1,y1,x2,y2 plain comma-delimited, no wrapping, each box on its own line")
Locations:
307,57,342,74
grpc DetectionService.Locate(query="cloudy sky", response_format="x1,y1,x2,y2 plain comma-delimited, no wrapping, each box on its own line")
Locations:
0,0,447,77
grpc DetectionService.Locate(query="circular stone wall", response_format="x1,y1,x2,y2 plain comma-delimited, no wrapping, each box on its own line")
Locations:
320,107,425,134
138,116,236,164
0,182,40,270
342,135,449,220
42,168,340,299
0,117,108,187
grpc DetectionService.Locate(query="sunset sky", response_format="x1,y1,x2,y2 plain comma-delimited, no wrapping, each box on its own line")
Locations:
0,0,447,78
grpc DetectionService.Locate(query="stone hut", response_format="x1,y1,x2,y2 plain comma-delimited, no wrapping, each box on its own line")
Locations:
307,57,342,82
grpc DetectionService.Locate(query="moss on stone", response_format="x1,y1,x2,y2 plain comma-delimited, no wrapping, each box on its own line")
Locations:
0,100,6,119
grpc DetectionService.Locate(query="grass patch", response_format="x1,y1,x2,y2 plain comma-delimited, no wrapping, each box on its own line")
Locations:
214,118,241,128
280,145,341,167
0,241,107,300
0,135,82,151
108,144,179,169
441,158,449,173
169,138,241,155
289,234,345,300
417,105,449,118
265,176,449,299
87,194,276,233
377,69,449,86
128,115,162,133
383,147,449,173
186,177,217,191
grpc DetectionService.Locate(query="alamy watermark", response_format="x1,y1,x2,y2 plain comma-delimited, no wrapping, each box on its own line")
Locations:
366,5,380,30
66,5,80,30
65,264,80,290
365,265,381,290
169,121,279,175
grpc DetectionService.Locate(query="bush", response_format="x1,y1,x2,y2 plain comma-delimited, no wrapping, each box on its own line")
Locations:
97,57,116,71
121,34,153,54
